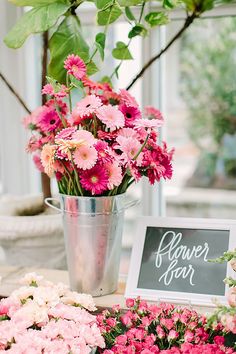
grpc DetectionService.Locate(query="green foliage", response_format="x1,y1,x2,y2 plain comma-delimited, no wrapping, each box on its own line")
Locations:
145,12,169,27
8,0,65,5
125,6,136,21
95,32,106,60
128,24,147,38
208,250,236,264
117,0,143,5
96,2,122,25
48,15,90,83
112,41,133,60
4,2,70,48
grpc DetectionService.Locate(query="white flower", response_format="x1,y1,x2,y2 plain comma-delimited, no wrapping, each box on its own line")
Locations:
20,272,44,286
61,292,96,311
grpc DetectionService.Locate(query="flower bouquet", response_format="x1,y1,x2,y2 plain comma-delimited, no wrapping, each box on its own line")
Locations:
24,54,173,197
96,298,235,354
23,54,174,296
0,273,105,353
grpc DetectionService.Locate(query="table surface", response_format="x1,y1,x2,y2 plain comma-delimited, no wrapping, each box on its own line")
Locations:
0,266,215,314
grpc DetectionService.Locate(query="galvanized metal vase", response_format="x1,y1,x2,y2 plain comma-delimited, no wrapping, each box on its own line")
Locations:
45,193,136,296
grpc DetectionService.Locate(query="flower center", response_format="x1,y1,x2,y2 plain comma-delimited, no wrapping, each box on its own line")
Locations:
126,113,132,118
86,104,91,108
82,153,88,160
50,119,56,125
91,176,98,184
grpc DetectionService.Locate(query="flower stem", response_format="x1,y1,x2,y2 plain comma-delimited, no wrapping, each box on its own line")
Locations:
66,73,72,114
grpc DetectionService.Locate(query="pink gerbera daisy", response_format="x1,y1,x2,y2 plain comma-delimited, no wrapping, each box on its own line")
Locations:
106,162,123,190
42,83,67,98
119,104,141,127
95,141,113,163
72,129,96,146
80,165,108,195
73,95,102,118
144,106,164,121
73,145,98,170
36,106,61,133
41,144,56,177
119,89,138,108
96,105,124,130
64,54,86,80
134,118,163,130
115,136,143,165
55,127,77,140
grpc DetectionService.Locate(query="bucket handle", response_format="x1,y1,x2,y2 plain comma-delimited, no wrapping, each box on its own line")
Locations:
45,197,61,213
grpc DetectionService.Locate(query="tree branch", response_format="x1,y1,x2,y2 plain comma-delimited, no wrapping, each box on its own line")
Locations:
126,12,198,91
0,71,31,114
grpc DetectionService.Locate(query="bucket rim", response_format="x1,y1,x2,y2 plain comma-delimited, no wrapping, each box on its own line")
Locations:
58,192,126,200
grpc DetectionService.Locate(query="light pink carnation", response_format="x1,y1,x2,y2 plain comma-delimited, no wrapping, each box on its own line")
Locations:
96,105,124,130
73,145,98,170
64,54,86,80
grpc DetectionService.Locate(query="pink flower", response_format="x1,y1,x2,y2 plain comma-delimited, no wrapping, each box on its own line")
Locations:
119,104,141,127
184,330,194,343
160,318,174,330
64,54,86,80
96,105,125,130
115,334,127,346
73,145,98,170
105,162,123,190
41,144,56,177
134,118,163,130
56,127,77,140
23,106,44,129
126,299,135,308
156,325,165,339
95,141,113,163
36,106,61,133
168,330,179,341
106,318,117,328
73,95,102,118
33,154,44,172
213,336,225,346
120,311,133,327
115,136,143,165
228,287,236,307
144,106,164,121
72,130,96,146
119,89,138,108
80,165,108,195
42,83,68,98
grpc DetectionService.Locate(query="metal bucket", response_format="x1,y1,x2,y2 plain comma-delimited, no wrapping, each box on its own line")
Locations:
45,193,137,296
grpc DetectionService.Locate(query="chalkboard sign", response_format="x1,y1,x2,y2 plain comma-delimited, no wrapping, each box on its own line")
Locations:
125,217,236,306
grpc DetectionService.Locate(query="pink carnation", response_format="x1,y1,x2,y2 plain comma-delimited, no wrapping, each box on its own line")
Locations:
64,54,86,80
96,105,125,130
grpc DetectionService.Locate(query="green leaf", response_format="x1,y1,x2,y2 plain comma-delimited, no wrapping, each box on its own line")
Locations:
125,6,136,21
8,0,68,6
117,0,143,5
95,32,106,60
70,76,84,89
162,0,181,9
100,76,113,87
144,12,169,27
95,0,112,9
48,15,90,83
112,41,133,60
128,24,147,38
86,61,99,76
4,2,70,48
97,2,122,26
